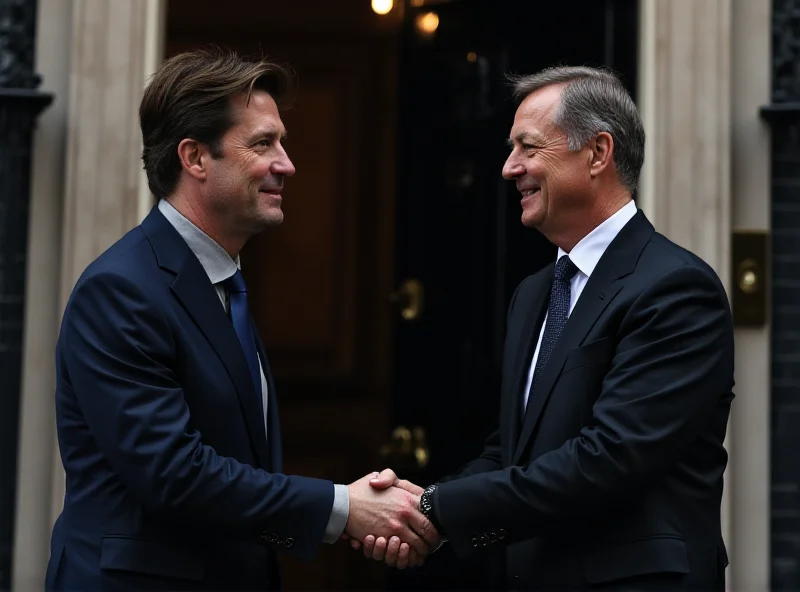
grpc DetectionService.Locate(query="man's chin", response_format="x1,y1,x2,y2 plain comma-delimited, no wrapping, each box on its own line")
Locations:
257,205,284,225
243,211,283,237
520,210,544,230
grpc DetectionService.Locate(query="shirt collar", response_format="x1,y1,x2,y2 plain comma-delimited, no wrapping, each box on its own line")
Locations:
556,200,638,278
158,199,240,285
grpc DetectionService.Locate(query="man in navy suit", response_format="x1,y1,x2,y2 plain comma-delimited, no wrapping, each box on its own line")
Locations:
45,49,438,591
362,67,733,590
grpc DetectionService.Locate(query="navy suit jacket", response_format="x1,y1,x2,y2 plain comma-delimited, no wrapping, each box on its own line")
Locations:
435,211,733,591
46,207,334,591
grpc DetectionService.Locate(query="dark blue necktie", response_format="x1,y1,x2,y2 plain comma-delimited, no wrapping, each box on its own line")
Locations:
526,256,579,409
224,270,261,399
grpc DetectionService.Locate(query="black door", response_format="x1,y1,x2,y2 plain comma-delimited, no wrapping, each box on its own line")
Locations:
384,0,638,589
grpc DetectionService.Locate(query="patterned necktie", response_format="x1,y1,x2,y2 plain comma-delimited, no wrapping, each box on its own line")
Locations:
224,270,261,399
526,256,579,409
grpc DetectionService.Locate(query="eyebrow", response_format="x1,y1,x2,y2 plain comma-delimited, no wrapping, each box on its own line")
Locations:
247,129,288,144
507,132,546,148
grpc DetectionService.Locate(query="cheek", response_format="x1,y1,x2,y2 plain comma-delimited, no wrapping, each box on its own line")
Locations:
524,160,546,181
206,162,235,191
230,151,268,181
541,155,578,186
532,153,560,180
549,166,590,204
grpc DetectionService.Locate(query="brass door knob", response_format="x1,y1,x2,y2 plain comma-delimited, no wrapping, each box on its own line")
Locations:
378,425,430,470
390,278,425,321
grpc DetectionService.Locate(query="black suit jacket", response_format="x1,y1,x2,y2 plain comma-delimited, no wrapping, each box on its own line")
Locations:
435,211,733,591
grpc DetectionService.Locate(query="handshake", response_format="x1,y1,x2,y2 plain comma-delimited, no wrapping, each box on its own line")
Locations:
342,468,440,570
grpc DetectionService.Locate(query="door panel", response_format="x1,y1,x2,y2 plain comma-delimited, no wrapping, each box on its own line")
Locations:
249,74,359,378
167,1,399,589
166,0,637,589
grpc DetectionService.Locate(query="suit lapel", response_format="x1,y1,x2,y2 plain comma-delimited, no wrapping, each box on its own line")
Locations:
502,270,550,464
512,210,655,465
142,207,272,470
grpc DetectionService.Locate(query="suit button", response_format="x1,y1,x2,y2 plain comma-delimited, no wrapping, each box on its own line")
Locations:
498,529,507,539
269,533,279,544
285,537,294,548
472,537,479,548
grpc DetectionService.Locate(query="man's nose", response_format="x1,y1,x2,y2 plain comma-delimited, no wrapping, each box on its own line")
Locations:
273,152,296,177
502,156,524,180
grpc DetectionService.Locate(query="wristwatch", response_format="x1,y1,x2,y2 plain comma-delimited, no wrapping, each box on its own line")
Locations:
419,484,436,516
418,484,446,538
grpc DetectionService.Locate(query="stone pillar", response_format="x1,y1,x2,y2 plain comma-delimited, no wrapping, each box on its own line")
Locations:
57,0,164,308
0,0,52,589
10,1,164,589
48,0,165,526
637,0,735,571
11,1,71,589
729,0,771,589
638,0,732,282
48,0,165,525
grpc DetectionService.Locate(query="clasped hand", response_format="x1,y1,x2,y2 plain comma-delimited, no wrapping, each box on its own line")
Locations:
344,469,435,569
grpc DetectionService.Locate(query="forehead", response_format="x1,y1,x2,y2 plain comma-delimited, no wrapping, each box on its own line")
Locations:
227,89,284,132
510,84,564,139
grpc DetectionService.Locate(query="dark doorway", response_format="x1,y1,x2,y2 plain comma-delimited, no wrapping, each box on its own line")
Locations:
164,0,637,588
387,1,638,589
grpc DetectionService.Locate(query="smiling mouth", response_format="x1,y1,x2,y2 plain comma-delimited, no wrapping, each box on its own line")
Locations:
520,187,541,197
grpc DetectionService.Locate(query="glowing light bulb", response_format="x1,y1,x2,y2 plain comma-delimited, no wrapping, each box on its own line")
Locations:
415,11,439,35
372,0,393,15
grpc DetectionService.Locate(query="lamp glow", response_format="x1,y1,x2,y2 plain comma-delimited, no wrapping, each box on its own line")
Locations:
415,11,439,35
371,0,393,15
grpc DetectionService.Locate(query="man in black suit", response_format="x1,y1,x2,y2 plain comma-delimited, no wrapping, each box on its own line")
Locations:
361,66,733,590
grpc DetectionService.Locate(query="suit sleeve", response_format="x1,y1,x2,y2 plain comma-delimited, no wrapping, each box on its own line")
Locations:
439,277,530,482
434,265,733,556
60,271,334,560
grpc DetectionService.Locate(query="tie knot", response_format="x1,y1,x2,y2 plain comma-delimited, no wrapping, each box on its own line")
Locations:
554,256,578,283
224,269,247,294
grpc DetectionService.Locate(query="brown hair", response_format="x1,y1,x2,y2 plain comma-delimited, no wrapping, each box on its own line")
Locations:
140,47,297,199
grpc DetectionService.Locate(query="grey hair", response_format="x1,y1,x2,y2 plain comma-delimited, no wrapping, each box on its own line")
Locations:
510,66,645,194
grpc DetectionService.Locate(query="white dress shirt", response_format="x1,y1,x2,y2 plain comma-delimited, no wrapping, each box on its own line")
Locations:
522,200,638,409
158,199,348,543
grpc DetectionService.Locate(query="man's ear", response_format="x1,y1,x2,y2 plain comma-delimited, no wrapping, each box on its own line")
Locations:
589,131,614,178
177,139,207,182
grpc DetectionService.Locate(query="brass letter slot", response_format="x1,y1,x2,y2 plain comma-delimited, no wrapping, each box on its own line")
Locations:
732,230,768,327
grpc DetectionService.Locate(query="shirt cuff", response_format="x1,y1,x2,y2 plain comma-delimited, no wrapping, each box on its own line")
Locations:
322,483,350,543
